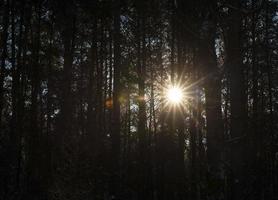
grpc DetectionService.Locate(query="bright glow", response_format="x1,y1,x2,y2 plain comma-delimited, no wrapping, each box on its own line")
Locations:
159,77,189,111
166,86,183,104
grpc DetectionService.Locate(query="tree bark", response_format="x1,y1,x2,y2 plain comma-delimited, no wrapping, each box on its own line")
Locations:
110,0,121,197
225,1,247,199
199,19,224,200
0,0,9,127
24,2,43,199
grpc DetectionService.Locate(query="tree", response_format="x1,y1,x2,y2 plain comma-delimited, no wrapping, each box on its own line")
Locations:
225,1,247,199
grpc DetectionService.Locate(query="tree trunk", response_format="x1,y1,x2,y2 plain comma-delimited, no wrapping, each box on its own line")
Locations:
110,0,121,197
200,21,224,200
0,0,9,127
226,1,247,199
24,2,43,199
59,2,76,147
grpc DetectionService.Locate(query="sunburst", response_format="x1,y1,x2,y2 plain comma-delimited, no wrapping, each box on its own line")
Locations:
161,77,189,112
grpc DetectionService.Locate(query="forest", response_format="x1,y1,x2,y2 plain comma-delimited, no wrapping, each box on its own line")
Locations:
0,0,278,199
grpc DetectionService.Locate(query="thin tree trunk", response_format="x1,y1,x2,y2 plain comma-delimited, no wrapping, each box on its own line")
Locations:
24,2,42,199
10,0,26,194
0,0,9,127
45,12,54,200
59,4,76,146
110,0,121,197
87,17,97,146
0,1,10,198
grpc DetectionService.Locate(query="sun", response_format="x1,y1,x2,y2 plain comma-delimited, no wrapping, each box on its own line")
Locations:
166,86,183,104
159,77,189,110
